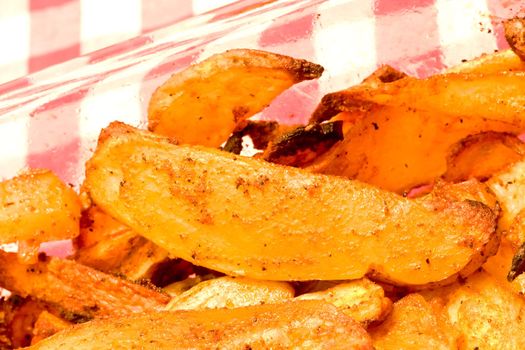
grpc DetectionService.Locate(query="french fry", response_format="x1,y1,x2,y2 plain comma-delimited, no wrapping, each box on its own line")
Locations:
0,250,169,322
148,49,323,147
31,311,71,345
504,18,525,62
29,300,372,350
84,122,498,287
369,294,457,350
443,132,525,183
166,276,294,311
445,49,525,74
2,298,44,349
443,271,525,350
296,278,392,326
0,169,81,247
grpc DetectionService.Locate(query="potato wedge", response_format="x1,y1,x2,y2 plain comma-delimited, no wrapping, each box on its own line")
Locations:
0,250,169,321
504,17,525,62
308,104,522,193
443,132,525,182
84,122,498,286
166,276,294,311
312,72,525,126
369,294,457,350
29,300,372,350
487,158,525,231
148,49,323,147
444,271,525,350
445,49,525,74
31,311,71,345
0,169,81,246
296,278,391,326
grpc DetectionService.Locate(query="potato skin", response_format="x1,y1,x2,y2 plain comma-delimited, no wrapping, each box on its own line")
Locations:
0,169,81,245
28,300,372,350
85,122,498,287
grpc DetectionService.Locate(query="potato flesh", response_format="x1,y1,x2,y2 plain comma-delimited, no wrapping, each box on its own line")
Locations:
308,105,522,194
31,311,71,345
445,49,525,74
148,49,323,147
166,276,294,311
370,294,456,350
84,122,497,286
0,169,81,245
296,278,392,326
28,300,372,350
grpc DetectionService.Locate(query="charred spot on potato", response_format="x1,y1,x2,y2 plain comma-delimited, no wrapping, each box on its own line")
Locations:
222,121,281,155
504,17,525,61
508,241,525,281
362,65,407,85
264,121,344,167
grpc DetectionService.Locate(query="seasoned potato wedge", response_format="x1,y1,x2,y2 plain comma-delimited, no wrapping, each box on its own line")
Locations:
444,271,525,350
166,276,294,311
443,132,525,182
29,300,372,350
487,158,525,231
31,311,71,345
312,72,525,126
75,206,169,281
296,278,391,326
148,49,323,147
504,17,525,61
445,49,525,74
308,104,522,193
85,122,498,286
0,250,169,321
370,294,457,350
0,169,81,246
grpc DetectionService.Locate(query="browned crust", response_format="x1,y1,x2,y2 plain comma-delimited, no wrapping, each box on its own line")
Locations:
504,17,525,61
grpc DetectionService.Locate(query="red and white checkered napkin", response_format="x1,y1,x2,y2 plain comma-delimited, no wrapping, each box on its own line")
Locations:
0,0,523,186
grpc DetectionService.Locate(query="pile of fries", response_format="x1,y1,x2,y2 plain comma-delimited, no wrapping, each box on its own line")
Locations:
2,18,525,350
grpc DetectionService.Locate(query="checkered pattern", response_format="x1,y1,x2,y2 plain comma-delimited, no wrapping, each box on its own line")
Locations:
0,0,237,84
0,0,524,185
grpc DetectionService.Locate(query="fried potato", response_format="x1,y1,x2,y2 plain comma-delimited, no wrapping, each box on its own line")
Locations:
369,294,457,350
487,158,525,232
166,276,294,311
148,49,323,147
296,278,391,326
308,104,523,193
0,250,169,322
312,72,525,126
84,122,498,286
361,65,407,86
444,271,525,350
2,298,44,349
29,300,372,350
443,132,525,183
31,311,71,345
504,18,525,62
0,169,81,247
75,206,169,281
445,49,525,74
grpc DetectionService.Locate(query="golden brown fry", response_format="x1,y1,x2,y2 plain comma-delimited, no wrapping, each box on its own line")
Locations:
445,49,525,74
29,300,372,350
296,278,391,326
31,311,71,345
84,122,498,287
0,250,169,322
370,294,457,350
148,49,323,147
504,17,525,61
166,276,294,311
0,169,81,246
487,158,525,231
75,206,169,281
444,271,525,350
313,72,525,126
308,104,522,193
443,132,525,182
